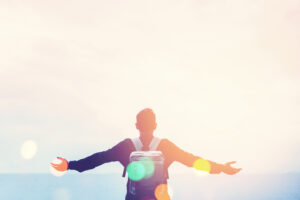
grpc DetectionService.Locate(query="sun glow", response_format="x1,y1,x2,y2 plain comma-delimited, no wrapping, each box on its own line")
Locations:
20,140,37,160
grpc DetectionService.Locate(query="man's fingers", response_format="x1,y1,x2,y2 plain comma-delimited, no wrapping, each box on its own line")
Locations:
231,168,242,174
226,161,236,165
223,165,242,175
232,167,242,172
57,157,64,161
51,163,65,171
51,163,62,169
51,163,59,168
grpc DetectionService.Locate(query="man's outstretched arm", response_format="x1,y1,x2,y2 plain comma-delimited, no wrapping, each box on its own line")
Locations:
67,149,117,172
51,139,129,173
160,139,242,175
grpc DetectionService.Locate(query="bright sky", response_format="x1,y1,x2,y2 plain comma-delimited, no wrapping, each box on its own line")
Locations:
0,0,299,174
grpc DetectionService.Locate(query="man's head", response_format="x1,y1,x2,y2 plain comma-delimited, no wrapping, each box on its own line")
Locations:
135,108,157,135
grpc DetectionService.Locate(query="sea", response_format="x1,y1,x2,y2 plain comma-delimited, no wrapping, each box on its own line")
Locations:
0,173,299,200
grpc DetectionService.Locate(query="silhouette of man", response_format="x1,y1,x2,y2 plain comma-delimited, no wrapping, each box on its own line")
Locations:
52,108,241,200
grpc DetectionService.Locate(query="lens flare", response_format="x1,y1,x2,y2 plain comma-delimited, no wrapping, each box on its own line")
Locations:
20,140,37,160
127,158,156,181
154,184,171,200
193,158,211,173
127,161,146,181
140,157,155,179
53,188,71,200
50,158,66,177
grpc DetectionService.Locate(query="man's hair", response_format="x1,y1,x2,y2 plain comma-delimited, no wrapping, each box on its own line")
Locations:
136,108,156,131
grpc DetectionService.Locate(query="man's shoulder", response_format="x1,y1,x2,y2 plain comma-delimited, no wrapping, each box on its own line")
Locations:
159,138,172,143
109,138,135,153
157,138,174,148
118,138,133,145
117,138,136,148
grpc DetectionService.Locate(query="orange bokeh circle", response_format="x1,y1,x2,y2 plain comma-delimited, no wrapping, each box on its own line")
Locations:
154,184,171,200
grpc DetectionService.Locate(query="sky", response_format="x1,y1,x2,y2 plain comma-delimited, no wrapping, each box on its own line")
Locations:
0,0,299,174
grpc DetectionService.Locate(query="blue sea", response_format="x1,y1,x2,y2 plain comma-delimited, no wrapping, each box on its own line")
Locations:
0,173,299,200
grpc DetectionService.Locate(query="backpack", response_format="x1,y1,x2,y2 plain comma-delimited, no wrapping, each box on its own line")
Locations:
123,137,168,198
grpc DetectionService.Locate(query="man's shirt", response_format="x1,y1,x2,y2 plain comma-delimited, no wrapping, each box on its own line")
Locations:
68,138,199,174
68,138,207,199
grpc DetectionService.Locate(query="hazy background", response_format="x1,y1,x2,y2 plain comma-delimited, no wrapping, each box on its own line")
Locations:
0,0,299,176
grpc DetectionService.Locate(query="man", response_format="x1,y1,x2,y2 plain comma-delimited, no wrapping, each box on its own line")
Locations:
52,108,241,199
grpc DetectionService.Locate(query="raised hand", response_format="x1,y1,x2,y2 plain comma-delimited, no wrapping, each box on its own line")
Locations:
51,157,68,172
222,161,242,175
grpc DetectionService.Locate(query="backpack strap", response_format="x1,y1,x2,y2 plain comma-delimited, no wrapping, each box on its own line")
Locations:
131,137,161,151
131,137,144,151
122,167,126,177
149,137,161,150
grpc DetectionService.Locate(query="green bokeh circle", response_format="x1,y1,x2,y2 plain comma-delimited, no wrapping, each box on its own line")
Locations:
127,161,146,181
140,158,155,179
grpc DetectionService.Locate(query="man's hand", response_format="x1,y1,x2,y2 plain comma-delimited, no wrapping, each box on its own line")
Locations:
51,157,68,172
222,161,242,175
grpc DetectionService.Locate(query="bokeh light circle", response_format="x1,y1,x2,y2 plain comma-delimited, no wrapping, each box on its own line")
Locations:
127,161,146,181
154,184,172,200
140,157,155,179
50,158,66,177
20,140,37,160
193,159,211,173
53,188,71,200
